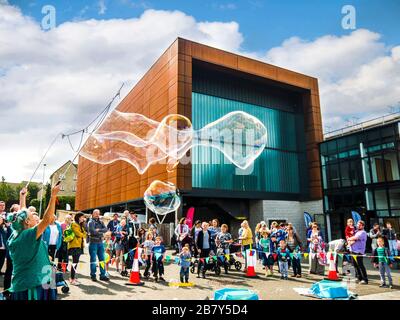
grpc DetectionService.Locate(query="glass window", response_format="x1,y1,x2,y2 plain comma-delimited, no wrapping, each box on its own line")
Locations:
370,154,385,183
365,189,374,210
327,140,337,154
381,125,395,138
328,163,340,189
362,157,372,184
320,143,328,155
347,135,359,148
383,151,399,181
349,149,360,157
321,165,328,189
367,130,380,144
349,159,363,186
328,154,338,162
337,138,347,151
375,189,388,210
389,187,400,209
391,210,400,217
340,161,351,187
376,210,390,217
338,151,349,159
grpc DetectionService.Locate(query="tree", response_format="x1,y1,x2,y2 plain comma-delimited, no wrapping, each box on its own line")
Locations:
56,196,75,211
29,199,41,211
27,183,40,204
0,178,18,202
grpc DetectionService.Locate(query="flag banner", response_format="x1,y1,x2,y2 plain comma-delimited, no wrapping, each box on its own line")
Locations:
304,212,313,228
185,207,195,229
351,211,361,225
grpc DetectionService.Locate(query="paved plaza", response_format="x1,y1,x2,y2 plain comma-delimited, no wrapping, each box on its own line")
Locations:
2,249,398,300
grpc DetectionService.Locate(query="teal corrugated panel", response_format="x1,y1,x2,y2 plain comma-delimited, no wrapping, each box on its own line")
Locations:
192,92,302,193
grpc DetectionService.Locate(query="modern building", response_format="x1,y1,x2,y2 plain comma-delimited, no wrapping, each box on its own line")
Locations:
76,38,323,240
50,160,78,197
320,113,400,241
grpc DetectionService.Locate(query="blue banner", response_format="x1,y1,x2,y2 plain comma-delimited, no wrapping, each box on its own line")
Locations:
304,212,313,228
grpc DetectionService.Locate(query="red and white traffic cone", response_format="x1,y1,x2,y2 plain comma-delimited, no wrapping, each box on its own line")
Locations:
325,252,340,281
245,249,258,278
126,246,144,286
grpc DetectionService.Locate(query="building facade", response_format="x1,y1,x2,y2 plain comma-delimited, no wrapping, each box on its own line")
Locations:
76,38,323,240
50,161,78,197
320,115,400,241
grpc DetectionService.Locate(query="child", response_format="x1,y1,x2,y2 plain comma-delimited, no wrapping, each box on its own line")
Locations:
277,239,290,280
151,236,166,282
345,219,355,249
383,222,398,257
103,231,113,275
373,237,393,289
259,230,274,277
216,224,233,274
142,232,154,279
179,246,192,283
275,223,287,245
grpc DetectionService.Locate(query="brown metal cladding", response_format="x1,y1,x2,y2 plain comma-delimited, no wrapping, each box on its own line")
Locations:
76,38,323,211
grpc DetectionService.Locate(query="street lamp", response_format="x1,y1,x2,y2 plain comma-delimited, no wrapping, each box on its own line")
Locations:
39,163,46,217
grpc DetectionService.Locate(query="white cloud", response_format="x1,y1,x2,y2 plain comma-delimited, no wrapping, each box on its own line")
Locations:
98,0,107,15
0,4,244,183
263,29,400,131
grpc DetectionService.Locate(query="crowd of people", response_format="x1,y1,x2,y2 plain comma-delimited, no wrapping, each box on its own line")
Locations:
0,188,399,300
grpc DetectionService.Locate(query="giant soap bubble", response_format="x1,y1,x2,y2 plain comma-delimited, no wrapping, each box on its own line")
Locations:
80,110,267,173
144,180,181,216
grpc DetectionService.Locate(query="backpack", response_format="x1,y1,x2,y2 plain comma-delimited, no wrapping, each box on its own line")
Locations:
64,225,75,243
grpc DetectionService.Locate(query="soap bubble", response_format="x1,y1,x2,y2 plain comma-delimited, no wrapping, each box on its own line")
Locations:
81,111,193,174
143,180,181,215
194,111,267,170
80,110,267,173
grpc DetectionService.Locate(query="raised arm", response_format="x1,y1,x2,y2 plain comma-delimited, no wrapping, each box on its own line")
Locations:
36,184,61,240
19,187,27,210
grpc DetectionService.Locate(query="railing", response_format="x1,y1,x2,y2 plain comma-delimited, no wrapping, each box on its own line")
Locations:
324,112,400,139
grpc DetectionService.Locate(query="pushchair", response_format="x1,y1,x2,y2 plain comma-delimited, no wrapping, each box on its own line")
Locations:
225,242,242,271
52,263,69,294
197,251,221,277
204,251,221,276
190,257,199,274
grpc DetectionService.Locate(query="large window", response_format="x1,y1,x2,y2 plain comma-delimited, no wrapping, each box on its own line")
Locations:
192,92,306,194
320,123,400,190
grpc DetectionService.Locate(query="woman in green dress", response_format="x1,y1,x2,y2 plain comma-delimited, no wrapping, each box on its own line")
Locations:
7,184,61,300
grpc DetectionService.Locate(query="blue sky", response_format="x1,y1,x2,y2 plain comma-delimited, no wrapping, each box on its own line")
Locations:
10,0,400,52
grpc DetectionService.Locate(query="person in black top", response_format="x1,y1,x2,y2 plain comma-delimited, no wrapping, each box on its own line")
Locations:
195,222,212,278
107,213,120,240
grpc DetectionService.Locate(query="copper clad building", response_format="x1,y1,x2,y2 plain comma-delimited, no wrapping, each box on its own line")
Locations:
76,38,324,237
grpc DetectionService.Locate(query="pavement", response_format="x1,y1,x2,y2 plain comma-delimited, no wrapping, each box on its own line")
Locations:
2,249,399,300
